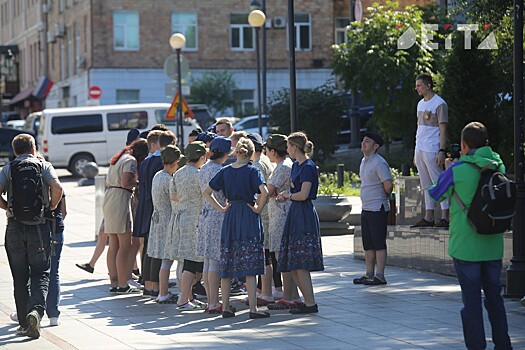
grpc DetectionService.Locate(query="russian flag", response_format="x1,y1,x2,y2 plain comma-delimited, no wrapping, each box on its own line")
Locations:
32,76,54,100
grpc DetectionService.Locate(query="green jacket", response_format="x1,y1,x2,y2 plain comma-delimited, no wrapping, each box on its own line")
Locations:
429,146,506,261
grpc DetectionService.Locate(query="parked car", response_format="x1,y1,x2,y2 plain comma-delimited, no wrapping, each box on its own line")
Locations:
234,114,270,139
0,128,34,167
1,111,20,127
6,120,25,130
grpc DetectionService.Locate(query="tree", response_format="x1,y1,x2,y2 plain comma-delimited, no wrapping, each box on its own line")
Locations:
332,1,434,147
268,83,345,163
189,70,238,117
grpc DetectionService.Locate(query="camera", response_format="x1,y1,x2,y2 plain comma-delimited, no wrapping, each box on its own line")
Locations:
449,143,461,159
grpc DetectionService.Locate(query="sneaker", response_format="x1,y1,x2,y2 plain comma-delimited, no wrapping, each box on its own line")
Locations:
192,280,206,297
127,279,144,290
272,290,284,300
353,274,371,284
76,263,94,273
16,326,27,336
190,299,207,308
150,290,159,298
116,285,142,294
109,286,118,293
364,276,387,285
434,218,449,228
49,317,60,327
410,218,434,228
177,301,206,311
10,311,18,323
26,310,41,339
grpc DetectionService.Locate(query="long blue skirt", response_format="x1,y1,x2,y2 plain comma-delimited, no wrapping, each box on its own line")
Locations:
219,201,265,279
278,200,324,272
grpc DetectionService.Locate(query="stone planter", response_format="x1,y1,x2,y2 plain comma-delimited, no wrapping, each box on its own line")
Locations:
314,195,353,222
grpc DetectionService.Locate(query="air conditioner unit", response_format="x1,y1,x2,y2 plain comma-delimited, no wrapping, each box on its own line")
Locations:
76,55,86,69
47,31,56,43
273,16,286,28
55,22,65,37
43,2,52,13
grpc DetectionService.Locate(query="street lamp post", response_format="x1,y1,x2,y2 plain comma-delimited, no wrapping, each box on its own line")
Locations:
169,33,186,151
287,0,297,132
250,0,267,117
248,9,266,136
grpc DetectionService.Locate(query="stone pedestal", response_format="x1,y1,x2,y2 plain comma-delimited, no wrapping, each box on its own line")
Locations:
394,176,442,225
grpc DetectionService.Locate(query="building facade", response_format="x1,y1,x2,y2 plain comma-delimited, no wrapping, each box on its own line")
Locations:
1,0,434,118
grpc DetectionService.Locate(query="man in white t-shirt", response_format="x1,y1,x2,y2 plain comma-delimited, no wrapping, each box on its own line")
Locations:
411,73,450,228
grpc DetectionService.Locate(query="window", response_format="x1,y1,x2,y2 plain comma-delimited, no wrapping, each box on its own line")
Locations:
171,12,197,50
335,18,350,44
107,111,148,131
113,12,139,51
52,115,103,134
292,13,311,50
155,109,177,127
230,14,254,51
234,89,255,115
116,89,140,104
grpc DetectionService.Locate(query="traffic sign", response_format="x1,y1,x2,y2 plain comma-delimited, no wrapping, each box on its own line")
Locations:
165,92,194,119
164,54,189,81
88,86,102,99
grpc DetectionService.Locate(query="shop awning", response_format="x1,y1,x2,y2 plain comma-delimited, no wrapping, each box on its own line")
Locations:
9,87,34,105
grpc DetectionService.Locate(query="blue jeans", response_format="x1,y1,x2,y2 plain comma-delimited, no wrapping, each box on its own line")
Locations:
453,258,512,350
46,229,63,318
4,220,51,328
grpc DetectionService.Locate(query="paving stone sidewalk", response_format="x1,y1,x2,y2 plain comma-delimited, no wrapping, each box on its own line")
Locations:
0,175,523,350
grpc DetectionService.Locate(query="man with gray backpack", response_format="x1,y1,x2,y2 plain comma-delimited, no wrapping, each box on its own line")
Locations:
0,133,63,339
429,122,513,350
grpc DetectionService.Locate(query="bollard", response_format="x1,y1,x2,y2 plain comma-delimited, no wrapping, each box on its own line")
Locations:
94,175,106,241
401,163,411,176
336,164,345,188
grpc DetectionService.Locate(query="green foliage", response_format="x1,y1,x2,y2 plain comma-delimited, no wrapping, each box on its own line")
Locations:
332,1,434,147
267,83,345,163
189,71,238,117
318,171,361,197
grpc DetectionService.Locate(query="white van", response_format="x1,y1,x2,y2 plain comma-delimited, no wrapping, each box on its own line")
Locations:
37,103,199,177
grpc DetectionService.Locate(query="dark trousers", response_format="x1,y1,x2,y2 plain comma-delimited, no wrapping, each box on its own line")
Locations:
5,220,51,328
453,258,512,350
142,234,161,283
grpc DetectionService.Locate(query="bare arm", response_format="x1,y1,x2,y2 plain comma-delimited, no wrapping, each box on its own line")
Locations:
48,179,63,211
120,171,137,190
266,183,277,197
203,185,229,213
383,179,393,196
248,184,269,214
61,196,67,220
436,122,447,166
0,193,8,212
284,181,312,202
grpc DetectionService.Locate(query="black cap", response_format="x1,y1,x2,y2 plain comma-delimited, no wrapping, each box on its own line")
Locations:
126,128,140,146
363,132,384,147
247,133,264,152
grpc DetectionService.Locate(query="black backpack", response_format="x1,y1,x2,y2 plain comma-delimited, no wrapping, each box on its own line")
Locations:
9,158,46,223
454,161,517,234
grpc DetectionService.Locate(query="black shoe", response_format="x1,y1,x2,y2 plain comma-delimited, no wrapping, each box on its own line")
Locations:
192,280,206,296
76,263,94,273
363,276,387,285
230,279,246,296
249,311,270,319
222,310,235,318
434,219,449,229
353,274,371,284
109,286,118,293
410,218,434,228
116,285,141,294
290,304,318,314
150,290,159,298
168,281,177,288
26,310,41,339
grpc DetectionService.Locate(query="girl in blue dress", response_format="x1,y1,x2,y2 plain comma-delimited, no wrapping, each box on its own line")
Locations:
276,132,324,314
203,137,270,319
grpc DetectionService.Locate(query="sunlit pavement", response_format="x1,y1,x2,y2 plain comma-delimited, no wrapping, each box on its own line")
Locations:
0,172,523,350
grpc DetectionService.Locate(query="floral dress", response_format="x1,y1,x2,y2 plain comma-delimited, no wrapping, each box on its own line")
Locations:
279,159,324,272
170,165,203,262
253,154,275,249
195,161,225,261
209,164,265,278
267,157,293,253
146,170,173,259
